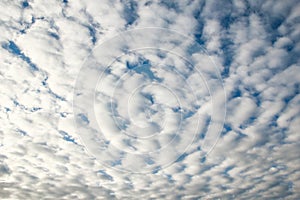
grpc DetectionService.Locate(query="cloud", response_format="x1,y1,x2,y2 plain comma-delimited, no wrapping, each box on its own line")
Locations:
0,0,299,199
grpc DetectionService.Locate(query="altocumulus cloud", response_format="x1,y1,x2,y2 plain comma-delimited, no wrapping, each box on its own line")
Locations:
0,0,300,199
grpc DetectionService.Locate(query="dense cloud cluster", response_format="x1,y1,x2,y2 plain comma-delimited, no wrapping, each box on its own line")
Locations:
0,0,299,199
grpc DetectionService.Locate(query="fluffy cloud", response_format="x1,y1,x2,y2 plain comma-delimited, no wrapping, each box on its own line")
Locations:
0,0,299,199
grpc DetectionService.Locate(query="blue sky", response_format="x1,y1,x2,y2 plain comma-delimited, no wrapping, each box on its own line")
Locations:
0,0,299,199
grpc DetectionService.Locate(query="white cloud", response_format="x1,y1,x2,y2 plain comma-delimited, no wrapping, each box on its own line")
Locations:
0,0,299,199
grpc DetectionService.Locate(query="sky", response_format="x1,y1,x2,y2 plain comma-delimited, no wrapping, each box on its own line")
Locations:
0,0,300,199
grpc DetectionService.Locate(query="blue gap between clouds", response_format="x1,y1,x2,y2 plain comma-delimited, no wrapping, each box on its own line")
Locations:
230,88,242,99
143,93,154,104
220,38,234,78
159,1,180,12
2,41,38,72
283,84,299,104
243,86,261,106
86,25,96,45
152,166,161,174
194,32,205,46
77,113,90,125
221,123,232,136
219,13,236,78
193,2,205,46
110,159,122,167
122,0,138,26
165,174,174,183
126,59,161,81
41,76,66,101
17,129,27,136
175,153,188,163
223,165,234,176
59,131,77,144
273,83,300,129
22,1,29,8
49,32,60,40
268,16,285,45
144,156,154,165
20,16,36,34
198,116,211,139
12,99,42,113
97,170,113,181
